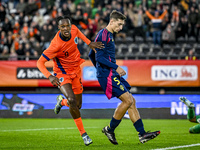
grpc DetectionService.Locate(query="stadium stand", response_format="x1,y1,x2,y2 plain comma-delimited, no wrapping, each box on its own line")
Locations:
0,0,200,60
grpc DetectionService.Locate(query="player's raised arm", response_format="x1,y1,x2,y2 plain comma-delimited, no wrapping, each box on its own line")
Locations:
88,42,104,52
77,27,104,52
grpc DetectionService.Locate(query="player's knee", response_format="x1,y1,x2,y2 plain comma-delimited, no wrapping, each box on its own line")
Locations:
131,96,136,106
77,104,82,109
67,97,76,108
125,98,133,107
120,92,133,107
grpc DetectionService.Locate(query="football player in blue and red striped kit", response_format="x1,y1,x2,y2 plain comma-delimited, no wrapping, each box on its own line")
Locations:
89,10,160,144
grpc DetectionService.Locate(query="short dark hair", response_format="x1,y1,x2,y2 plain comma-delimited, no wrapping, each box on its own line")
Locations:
110,10,126,21
56,15,71,25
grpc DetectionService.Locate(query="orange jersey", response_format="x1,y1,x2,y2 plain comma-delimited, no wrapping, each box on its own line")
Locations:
37,25,91,78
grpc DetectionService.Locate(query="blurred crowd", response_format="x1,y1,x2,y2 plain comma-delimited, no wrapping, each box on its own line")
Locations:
0,0,200,60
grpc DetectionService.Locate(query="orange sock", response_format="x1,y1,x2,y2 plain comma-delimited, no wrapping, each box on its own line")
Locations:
74,117,86,136
61,98,69,107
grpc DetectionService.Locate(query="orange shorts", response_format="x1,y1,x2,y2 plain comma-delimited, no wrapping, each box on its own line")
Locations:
55,68,83,94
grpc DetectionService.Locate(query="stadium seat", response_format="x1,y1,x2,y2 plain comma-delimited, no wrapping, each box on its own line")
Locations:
116,55,125,59
138,55,147,60
135,36,144,44
116,44,127,57
169,44,181,59
146,37,153,45
179,55,186,60
158,55,168,60
177,36,186,45
183,44,193,55
115,45,119,53
141,44,150,55
194,44,200,56
162,44,172,55
148,55,157,59
151,45,161,55
116,45,126,59
126,36,134,43
121,45,129,54
128,44,140,55
127,55,137,59
187,36,196,45
115,37,125,45
169,55,179,60
172,44,182,55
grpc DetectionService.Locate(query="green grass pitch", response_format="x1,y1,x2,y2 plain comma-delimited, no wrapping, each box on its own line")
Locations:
0,118,200,150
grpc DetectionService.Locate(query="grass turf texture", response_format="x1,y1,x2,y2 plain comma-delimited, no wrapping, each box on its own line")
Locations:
0,119,200,150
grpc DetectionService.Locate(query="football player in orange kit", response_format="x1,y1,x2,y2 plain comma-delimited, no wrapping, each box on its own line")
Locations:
37,16,104,146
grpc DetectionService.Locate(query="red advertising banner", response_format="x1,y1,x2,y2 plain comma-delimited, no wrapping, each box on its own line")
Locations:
0,60,199,87
0,60,53,87
122,60,199,87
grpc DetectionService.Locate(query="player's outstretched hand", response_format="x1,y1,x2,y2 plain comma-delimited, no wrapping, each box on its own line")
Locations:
116,66,126,77
89,42,104,52
48,75,61,87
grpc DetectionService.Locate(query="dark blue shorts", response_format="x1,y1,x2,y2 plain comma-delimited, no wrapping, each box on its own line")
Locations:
98,75,131,99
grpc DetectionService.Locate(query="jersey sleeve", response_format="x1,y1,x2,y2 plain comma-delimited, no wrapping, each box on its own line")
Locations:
42,38,59,60
159,10,167,19
145,10,155,20
37,37,59,78
95,33,118,70
96,48,118,70
37,55,52,78
76,26,91,45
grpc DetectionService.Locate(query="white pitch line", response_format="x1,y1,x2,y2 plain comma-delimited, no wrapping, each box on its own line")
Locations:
0,127,99,132
152,143,200,150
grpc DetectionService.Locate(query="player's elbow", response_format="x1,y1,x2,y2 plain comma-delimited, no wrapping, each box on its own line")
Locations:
36,59,40,69
36,57,44,70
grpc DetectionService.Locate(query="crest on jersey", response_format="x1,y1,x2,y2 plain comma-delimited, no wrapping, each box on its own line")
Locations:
120,85,124,91
74,37,78,44
59,77,64,83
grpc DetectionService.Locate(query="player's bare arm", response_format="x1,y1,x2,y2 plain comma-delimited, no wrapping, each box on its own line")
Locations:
116,66,126,77
48,75,61,87
89,42,104,52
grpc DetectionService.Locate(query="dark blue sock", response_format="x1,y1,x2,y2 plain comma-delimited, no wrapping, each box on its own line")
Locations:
108,117,121,133
133,119,146,136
